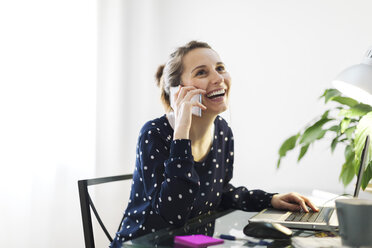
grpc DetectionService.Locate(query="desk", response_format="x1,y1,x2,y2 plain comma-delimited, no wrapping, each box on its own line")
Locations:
121,209,316,248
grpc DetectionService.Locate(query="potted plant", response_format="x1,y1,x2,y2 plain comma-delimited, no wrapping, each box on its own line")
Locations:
277,88,372,190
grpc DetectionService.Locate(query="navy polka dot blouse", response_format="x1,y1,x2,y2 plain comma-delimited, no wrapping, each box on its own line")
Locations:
110,115,275,247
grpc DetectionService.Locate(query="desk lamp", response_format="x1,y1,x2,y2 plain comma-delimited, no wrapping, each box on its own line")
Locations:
332,47,372,106
332,47,372,192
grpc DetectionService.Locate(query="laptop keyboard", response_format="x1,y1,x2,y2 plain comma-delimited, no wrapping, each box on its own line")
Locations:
285,207,334,223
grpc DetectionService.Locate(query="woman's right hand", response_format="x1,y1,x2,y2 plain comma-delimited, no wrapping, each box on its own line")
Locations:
172,86,206,140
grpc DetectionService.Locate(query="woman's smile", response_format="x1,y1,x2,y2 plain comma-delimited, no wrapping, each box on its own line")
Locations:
204,88,227,104
206,88,226,98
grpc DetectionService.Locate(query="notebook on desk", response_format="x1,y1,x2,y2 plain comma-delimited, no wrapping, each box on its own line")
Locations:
249,136,370,231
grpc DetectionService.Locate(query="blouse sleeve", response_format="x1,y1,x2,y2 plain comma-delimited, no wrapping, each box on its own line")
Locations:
220,128,276,212
138,129,200,226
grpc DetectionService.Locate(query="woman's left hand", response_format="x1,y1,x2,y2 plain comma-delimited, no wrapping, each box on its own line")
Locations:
271,192,319,212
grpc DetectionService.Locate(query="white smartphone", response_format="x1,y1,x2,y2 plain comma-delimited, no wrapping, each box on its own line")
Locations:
169,86,202,117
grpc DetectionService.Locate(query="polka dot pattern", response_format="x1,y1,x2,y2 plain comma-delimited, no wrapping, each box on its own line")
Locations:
110,115,275,248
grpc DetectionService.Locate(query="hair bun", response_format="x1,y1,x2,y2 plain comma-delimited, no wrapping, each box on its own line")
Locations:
155,64,165,87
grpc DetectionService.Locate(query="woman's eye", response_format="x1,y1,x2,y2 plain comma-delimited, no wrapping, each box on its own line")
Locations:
196,70,206,76
217,65,225,72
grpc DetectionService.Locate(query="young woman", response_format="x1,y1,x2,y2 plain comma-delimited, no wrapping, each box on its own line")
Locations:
110,41,318,247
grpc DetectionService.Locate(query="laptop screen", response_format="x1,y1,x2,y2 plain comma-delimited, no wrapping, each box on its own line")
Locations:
354,135,370,198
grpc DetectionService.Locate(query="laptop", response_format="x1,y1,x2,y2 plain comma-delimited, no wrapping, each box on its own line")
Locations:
249,135,370,231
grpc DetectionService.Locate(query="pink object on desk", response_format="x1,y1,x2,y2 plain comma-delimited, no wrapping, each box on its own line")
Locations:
174,234,224,248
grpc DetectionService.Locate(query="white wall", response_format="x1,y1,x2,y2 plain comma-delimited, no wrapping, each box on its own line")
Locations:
0,0,96,247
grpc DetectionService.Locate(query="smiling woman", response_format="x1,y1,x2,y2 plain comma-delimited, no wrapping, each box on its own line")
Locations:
109,40,318,247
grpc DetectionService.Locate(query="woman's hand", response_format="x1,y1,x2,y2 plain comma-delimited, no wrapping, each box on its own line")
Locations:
271,192,319,212
173,86,206,140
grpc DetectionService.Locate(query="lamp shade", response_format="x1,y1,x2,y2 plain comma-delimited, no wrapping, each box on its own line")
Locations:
332,47,372,106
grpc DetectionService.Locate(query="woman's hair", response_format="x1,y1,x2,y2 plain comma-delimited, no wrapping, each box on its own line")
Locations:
155,40,212,111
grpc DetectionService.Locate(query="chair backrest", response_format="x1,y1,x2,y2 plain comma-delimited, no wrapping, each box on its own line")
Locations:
78,174,133,248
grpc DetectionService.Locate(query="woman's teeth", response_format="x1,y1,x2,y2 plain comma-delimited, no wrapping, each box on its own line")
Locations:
206,89,225,98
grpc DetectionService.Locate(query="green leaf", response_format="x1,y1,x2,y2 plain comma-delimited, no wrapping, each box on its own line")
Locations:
331,96,358,107
344,144,355,163
344,126,356,140
277,159,282,168
331,137,338,153
339,159,358,187
328,125,340,133
277,134,300,168
361,160,372,190
354,112,372,177
317,130,327,140
321,88,341,103
300,118,332,145
279,134,300,157
340,118,351,133
339,104,372,118
340,144,357,187
321,110,330,119
298,144,310,161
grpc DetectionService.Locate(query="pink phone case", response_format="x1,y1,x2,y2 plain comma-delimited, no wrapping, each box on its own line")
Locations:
174,234,224,248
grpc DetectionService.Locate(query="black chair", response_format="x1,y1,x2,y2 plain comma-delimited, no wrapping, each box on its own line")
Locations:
78,174,133,248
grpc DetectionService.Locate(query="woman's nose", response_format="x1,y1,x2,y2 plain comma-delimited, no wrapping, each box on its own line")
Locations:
211,71,224,85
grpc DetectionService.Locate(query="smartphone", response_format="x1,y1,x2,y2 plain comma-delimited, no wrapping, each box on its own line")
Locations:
169,86,202,117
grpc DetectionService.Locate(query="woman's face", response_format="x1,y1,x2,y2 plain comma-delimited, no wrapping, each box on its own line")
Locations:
180,48,231,115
